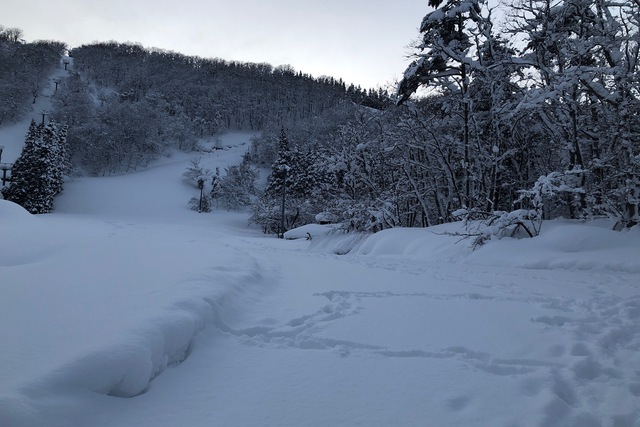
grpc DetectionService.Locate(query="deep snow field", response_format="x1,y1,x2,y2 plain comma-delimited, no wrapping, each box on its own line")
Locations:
1,84,640,426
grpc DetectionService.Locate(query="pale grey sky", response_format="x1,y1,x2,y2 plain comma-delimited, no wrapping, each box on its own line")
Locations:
4,0,430,89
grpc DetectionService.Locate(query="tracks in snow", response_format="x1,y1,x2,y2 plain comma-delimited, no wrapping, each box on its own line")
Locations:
212,241,640,426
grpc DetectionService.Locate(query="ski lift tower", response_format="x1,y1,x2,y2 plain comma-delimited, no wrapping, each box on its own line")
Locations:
0,145,12,186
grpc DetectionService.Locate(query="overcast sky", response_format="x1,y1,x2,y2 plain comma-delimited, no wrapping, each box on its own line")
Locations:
4,0,430,89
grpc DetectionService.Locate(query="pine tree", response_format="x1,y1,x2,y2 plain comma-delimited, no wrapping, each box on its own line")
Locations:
2,120,41,209
50,123,68,196
251,129,322,233
2,119,67,213
265,128,293,198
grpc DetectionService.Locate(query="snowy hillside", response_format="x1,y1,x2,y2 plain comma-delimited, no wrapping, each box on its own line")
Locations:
1,128,639,426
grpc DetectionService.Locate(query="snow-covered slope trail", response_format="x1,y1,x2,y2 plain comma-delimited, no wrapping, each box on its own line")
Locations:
0,57,70,164
1,131,639,426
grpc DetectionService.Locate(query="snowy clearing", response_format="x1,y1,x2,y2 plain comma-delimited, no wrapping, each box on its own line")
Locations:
1,130,639,426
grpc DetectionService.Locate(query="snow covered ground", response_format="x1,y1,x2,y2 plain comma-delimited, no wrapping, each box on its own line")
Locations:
1,122,640,424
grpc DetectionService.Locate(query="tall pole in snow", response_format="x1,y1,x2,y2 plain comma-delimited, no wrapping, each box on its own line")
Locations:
198,178,204,213
279,167,287,239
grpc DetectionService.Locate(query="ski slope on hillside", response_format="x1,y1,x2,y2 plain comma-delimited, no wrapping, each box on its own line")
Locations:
1,130,639,427
0,59,69,165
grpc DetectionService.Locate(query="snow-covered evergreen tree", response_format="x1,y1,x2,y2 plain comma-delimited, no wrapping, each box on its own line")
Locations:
2,119,67,214
218,155,258,210
1,120,41,209
251,129,325,233
182,157,212,190
264,129,293,198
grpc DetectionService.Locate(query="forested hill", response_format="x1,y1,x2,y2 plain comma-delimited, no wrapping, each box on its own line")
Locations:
2,0,640,236
70,42,389,130
0,27,65,126
1,28,390,174
54,42,390,175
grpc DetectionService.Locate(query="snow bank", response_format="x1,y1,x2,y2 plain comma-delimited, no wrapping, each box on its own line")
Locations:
305,221,471,259
0,199,35,222
353,222,471,260
310,220,640,273
283,223,341,240
0,200,52,267
470,221,640,273
0,214,268,427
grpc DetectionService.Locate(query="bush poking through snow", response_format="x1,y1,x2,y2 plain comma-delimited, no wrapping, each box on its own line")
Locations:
449,170,601,249
517,170,587,221
182,158,211,188
451,208,542,249
184,154,258,213
188,195,211,213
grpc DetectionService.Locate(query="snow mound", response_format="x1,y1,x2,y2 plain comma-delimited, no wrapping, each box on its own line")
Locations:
308,231,371,255
283,223,341,240
0,200,50,266
311,220,640,273
470,222,640,273
0,199,37,223
353,223,471,261
32,297,229,398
